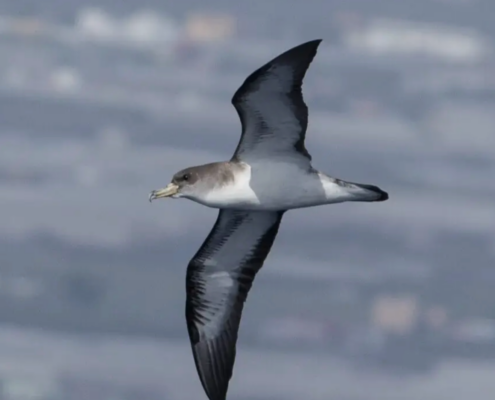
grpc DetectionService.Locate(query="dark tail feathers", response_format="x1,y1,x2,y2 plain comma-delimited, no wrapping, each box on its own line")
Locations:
354,183,389,202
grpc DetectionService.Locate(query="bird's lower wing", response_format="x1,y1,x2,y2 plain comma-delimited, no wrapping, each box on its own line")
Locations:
186,209,284,400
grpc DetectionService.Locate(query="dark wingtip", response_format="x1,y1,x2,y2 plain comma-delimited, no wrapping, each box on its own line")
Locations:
290,38,323,59
301,38,323,47
309,38,323,45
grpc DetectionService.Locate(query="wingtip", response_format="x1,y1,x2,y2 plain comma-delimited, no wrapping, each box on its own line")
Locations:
305,38,323,43
284,39,323,70
297,39,324,61
299,38,323,50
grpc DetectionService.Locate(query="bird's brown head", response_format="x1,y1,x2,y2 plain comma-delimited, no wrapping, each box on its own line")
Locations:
148,166,204,202
148,161,238,204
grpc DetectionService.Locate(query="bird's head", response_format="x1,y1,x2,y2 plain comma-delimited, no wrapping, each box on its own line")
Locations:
149,161,239,205
149,166,203,202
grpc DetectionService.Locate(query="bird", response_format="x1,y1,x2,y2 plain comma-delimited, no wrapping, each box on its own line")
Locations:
149,39,388,400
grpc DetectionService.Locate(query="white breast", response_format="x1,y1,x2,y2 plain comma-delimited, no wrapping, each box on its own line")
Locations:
196,165,261,209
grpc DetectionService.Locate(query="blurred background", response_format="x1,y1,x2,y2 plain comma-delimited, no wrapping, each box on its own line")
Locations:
0,0,495,399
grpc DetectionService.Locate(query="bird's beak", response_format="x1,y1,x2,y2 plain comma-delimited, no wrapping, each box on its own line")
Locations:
149,183,179,202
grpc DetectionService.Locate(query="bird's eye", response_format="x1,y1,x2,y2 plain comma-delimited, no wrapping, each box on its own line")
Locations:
182,173,190,181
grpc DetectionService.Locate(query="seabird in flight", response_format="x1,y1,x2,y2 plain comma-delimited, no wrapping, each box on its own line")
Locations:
149,39,388,400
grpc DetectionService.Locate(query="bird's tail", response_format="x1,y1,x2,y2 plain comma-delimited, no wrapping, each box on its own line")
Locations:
346,182,389,202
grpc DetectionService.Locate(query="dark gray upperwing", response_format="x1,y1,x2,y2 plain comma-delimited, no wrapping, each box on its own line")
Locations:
231,39,322,164
186,209,284,400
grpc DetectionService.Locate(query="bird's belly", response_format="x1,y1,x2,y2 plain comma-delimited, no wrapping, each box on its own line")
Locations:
252,183,329,210
197,183,262,210
197,167,328,211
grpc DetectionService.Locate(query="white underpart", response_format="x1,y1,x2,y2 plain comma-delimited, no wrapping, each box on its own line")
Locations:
192,162,373,211
198,163,260,209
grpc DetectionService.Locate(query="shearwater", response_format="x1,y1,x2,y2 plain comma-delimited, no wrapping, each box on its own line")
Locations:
149,39,388,400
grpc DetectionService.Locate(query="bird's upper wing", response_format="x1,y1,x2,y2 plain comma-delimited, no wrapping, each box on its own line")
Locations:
230,39,322,164
186,209,284,400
